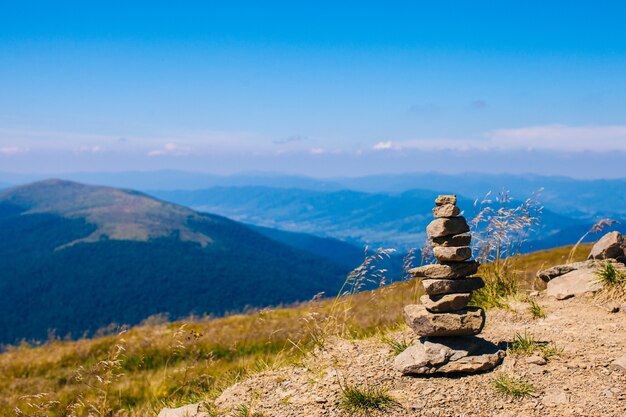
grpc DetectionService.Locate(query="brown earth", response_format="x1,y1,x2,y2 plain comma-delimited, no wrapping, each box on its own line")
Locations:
210,293,626,417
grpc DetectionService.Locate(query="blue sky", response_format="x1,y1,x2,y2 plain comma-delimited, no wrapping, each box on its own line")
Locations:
1,1,626,177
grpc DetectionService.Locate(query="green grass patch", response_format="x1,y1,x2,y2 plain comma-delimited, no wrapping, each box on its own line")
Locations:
508,331,562,360
595,261,626,287
339,383,399,415
527,300,546,319
493,373,535,398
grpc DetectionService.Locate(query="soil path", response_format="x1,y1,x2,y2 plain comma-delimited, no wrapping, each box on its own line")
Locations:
214,294,626,416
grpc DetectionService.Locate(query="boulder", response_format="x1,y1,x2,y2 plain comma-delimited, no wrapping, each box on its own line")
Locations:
420,293,471,312
432,204,460,218
588,231,625,261
426,217,470,239
422,277,485,295
435,195,457,206
410,261,479,280
433,246,472,262
393,336,503,375
432,233,471,247
546,269,602,299
404,304,485,336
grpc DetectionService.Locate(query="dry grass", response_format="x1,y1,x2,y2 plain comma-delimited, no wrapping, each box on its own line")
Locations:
0,245,582,416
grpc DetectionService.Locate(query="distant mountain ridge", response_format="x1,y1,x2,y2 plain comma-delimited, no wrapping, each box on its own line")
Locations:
2,170,625,217
151,186,597,252
0,180,353,344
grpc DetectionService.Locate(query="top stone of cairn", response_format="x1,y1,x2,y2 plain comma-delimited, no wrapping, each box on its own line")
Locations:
434,194,457,206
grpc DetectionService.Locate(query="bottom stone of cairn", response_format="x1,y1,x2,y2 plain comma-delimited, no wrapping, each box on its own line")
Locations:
394,336,504,375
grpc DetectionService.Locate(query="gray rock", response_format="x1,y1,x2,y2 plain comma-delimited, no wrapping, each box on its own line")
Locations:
588,231,624,261
432,233,471,247
158,404,201,417
435,195,457,206
393,336,504,375
426,217,470,239
536,260,596,282
420,293,472,312
432,204,460,218
410,261,479,280
404,304,485,336
422,277,485,295
609,355,626,373
542,388,571,405
546,269,602,299
433,246,472,262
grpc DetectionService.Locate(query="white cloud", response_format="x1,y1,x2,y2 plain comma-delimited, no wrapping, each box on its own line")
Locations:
487,124,626,151
0,146,29,155
373,141,393,150
370,124,626,153
147,143,191,157
309,147,325,155
74,145,105,154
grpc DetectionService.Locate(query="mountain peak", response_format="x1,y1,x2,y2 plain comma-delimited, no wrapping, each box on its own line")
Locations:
0,179,211,247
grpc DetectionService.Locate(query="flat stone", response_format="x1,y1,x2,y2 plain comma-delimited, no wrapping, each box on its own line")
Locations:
433,246,472,262
426,217,470,239
542,388,571,406
158,404,200,417
432,204,460,218
393,336,504,375
610,355,626,373
410,261,479,280
435,195,457,206
432,233,471,247
588,231,624,261
420,293,471,312
536,260,595,282
546,269,602,299
404,304,485,336
422,277,485,295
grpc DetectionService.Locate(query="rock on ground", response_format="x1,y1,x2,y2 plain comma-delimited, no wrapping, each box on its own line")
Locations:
393,336,504,375
588,231,625,261
545,269,602,299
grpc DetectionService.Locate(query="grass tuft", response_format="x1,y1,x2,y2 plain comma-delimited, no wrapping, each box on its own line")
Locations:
493,374,535,398
508,331,562,360
595,261,626,287
380,334,411,355
339,383,399,415
527,300,546,319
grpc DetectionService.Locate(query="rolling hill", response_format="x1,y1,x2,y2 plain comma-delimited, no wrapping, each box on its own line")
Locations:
0,180,353,344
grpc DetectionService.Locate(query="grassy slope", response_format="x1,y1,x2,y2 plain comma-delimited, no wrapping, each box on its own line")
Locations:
0,244,592,416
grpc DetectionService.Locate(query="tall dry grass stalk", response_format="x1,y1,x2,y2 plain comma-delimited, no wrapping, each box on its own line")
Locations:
566,218,619,264
469,190,543,308
302,247,396,348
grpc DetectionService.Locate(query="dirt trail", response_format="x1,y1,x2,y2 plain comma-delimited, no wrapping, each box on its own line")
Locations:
214,294,626,416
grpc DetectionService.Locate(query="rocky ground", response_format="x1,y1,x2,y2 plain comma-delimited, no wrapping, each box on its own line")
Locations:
193,293,626,417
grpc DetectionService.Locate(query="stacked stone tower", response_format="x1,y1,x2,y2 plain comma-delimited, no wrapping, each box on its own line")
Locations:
394,195,503,375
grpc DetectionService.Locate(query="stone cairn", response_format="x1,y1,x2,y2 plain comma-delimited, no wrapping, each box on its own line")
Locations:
394,195,504,375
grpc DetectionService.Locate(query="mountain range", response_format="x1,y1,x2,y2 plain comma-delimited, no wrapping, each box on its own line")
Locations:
0,180,358,344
